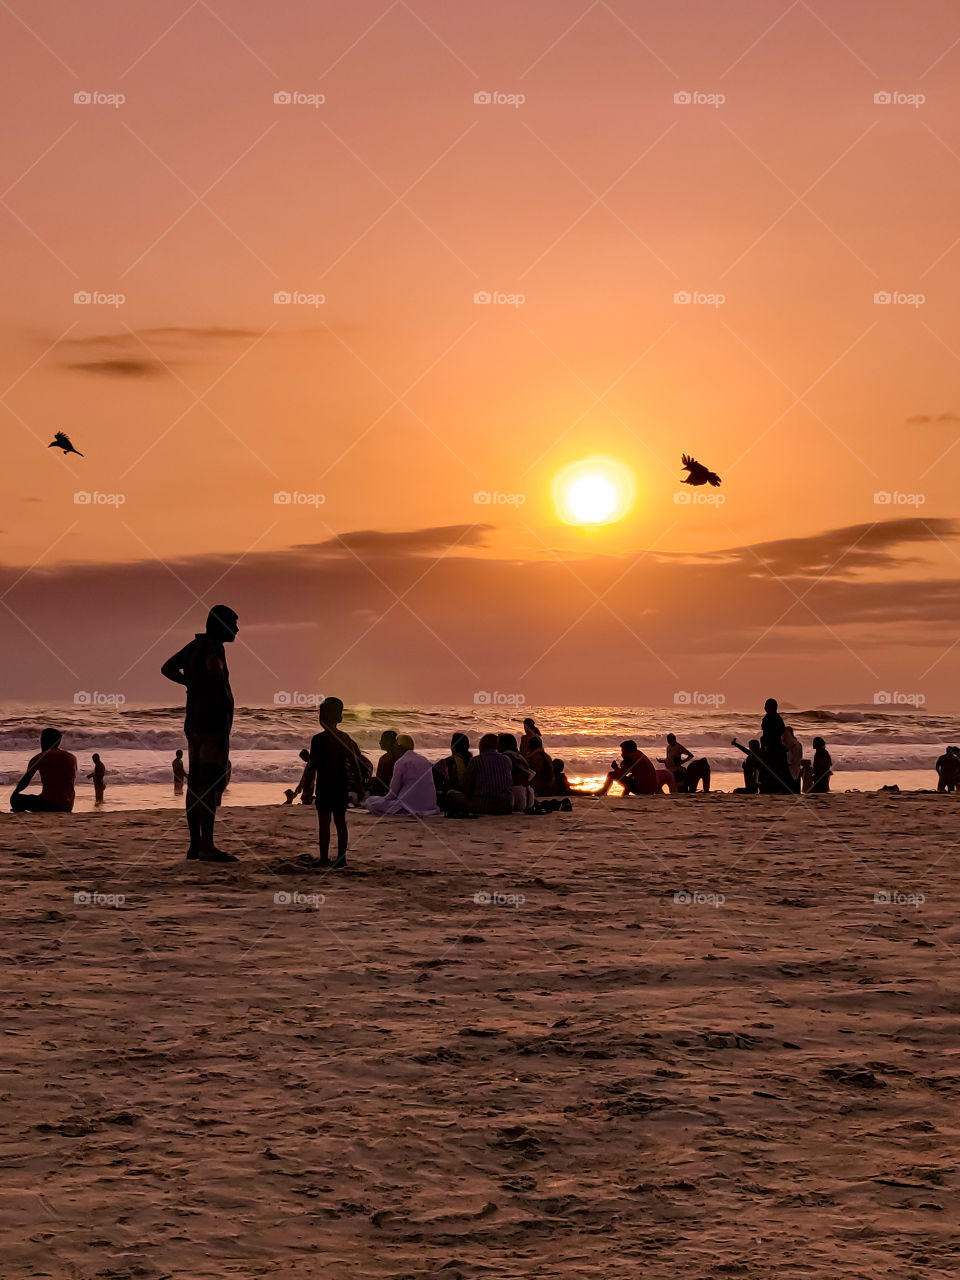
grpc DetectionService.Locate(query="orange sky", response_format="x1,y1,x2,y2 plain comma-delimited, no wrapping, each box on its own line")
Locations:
3,0,960,707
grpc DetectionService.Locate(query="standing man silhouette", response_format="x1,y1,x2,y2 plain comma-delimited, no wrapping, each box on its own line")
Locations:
161,605,239,861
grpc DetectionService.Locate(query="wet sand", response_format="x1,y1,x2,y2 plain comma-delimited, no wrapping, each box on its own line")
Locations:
1,793,958,1278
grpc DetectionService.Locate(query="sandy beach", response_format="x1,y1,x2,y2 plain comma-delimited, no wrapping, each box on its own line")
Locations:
1,793,958,1279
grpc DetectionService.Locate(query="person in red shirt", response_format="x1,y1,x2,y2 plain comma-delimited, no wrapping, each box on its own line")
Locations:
10,728,78,812
597,740,658,796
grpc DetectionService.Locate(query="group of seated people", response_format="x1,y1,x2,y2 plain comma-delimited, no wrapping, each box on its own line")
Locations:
597,735,712,796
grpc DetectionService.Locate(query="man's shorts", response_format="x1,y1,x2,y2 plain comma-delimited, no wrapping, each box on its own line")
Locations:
187,734,230,802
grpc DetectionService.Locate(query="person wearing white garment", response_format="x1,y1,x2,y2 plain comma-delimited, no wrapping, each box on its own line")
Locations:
365,735,440,816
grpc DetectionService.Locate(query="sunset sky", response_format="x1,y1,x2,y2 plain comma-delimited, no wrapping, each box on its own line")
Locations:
3,0,960,709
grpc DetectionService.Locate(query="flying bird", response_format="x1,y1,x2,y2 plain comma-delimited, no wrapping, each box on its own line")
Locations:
49,431,83,457
681,453,720,487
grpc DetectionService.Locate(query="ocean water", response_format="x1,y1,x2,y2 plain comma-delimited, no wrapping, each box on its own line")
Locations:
0,702,954,811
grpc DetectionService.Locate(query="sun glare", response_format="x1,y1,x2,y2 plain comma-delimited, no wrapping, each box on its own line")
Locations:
554,456,636,527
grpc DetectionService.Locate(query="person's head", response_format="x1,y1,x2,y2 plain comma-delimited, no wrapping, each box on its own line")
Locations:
949,745,960,757
620,739,637,755
748,739,761,753
812,736,825,750
318,696,344,728
553,758,565,773
396,734,414,754
451,732,470,758
478,733,499,752
379,729,398,752
666,733,677,745
40,727,62,752
498,733,518,752
206,604,239,643
764,698,778,713
92,753,100,763
299,748,310,762
175,748,183,759
527,736,543,752
522,717,537,732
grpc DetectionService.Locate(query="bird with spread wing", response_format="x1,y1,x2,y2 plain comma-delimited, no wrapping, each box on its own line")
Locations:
680,453,720,487
49,431,83,457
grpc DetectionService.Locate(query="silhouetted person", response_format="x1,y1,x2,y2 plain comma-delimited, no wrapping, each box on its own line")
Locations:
675,757,711,792
782,726,803,794
445,734,513,816
519,717,542,756
10,728,77,812
88,752,106,804
369,729,401,797
434,733,473,808
284,748,315,804
935,745,960,792
732,738,762,793
161,604,239,861
552,758,571,795
760,698,790,793
498,732,535,811
309,697,365,867
811,736,833,793
662,733,693,775
365,734,440,816
172,748,186,794
597,741,658,796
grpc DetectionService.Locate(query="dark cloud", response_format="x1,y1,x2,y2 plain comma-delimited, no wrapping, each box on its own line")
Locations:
301,525,495,558
906,413,960,425
65,358,162,378
57,326,266,378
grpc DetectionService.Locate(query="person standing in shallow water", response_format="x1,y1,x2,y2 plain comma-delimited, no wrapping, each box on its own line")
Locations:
88,753,106,804
161,605,239,862
172,749,186,794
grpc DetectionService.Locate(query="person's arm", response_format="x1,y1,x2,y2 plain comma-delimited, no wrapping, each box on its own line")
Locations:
679,745,694,763
160,644,189,686
12,754,41,797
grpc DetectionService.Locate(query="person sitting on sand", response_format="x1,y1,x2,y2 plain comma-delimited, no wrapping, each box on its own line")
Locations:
172,748,186,794
525,736,555,797
935,745,960,793
498,733,535,812
284,748,316,804
309,697,366,868
551,758,571,795
519,717,543,757
597,741,658,796
445,734,513,816
433,733,472,804
367,729,401,797
88,753,106,804
782,726,803,794
674,757,711,793
365,735,440,816
10,728,78,813
760,698,790,793
811,736,833,793
662,733,693,775
800,760,814,793
731,738,762,794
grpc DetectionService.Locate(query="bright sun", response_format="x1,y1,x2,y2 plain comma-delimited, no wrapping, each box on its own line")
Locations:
554,455,636,527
